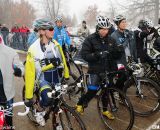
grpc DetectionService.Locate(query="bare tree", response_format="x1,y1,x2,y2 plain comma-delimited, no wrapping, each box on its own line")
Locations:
116,0,160,26
84,4,99,27
42,0,62,20
71,14,78,27
0,0,35,27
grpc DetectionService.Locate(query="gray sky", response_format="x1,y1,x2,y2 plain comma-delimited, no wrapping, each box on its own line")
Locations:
26,0,128,22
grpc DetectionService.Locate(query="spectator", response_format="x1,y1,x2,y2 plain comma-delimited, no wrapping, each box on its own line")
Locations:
11,24,19,33
0,24,9,45
19,25,30,33
10,24,20,49
77,20,90,38
19,25,30,50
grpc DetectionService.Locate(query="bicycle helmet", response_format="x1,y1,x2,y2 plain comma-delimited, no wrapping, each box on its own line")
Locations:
33,18,54,30
55,16,63,22
113,15,126,26
82,20,86,24
144,18,153,28
138,18,153,29
96,15,111,29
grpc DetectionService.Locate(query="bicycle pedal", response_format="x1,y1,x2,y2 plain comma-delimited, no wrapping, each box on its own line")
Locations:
111,106,118,112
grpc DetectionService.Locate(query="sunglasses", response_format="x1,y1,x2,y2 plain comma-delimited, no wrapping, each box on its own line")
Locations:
41,27,54,31
48,27,54,31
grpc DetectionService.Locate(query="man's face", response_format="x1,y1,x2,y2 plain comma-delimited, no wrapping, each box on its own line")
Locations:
118,20,127,30
82,23,86,28
56,21,63,27
98,28,109,37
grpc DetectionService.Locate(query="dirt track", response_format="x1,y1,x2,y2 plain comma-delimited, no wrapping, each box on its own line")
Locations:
12,53,160,130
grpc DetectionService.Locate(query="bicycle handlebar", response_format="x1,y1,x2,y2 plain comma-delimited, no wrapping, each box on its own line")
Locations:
12,102,30,116
0,102,30,116
47,84,68,98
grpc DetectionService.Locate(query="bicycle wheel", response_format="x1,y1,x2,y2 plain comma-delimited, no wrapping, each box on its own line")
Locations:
57,103,86,130
124,77,160,116
97,87,134,130
69,59,81,81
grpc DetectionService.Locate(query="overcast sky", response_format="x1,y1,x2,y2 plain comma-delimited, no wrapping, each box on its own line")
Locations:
27,0,128,22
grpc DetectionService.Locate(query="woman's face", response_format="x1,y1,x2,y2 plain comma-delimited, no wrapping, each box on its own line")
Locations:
56,21,63,27
39,27,54,39
118,20,127,30
45,28,54,39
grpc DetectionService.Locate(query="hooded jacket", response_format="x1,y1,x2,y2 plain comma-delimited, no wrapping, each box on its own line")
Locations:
0,34,24,101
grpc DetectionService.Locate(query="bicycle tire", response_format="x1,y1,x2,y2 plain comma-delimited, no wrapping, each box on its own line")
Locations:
57,103,86,130
69,59,81,81
123,77,160,116
97,87,134,130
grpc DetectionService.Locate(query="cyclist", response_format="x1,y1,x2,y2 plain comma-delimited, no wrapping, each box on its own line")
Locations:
77,20,90,38
111,15,137,64
0,34,24,129
111,14,137,91
134,18,157,63
53,16,71,50
76,15,123,119
24,18,69,126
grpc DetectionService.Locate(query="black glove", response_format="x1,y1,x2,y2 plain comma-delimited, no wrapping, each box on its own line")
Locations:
150,27,157,34
69,45,76,52
51,58,61,67
94,51,109,59
14,67,22,77
24,99,34,107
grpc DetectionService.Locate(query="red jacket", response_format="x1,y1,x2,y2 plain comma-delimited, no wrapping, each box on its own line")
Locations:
11,27,19,33
19,27,30,33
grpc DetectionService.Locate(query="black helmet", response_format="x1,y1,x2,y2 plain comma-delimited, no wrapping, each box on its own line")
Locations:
82,20,86,24
138,18,153,29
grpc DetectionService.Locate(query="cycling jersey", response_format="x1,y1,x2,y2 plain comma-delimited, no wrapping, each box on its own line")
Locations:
25,38,69,99
53,26,71,47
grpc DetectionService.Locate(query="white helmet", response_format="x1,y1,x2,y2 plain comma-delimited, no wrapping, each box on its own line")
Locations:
113,15,126,26
55,16,63,22
144,18,153,28
96,15,111,29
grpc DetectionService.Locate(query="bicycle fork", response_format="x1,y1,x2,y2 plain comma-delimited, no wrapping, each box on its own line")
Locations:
133,77,143,98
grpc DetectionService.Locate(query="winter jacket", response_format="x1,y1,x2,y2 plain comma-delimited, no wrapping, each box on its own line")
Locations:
0,35,24,101
81,32,123,74
111,29,137,65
